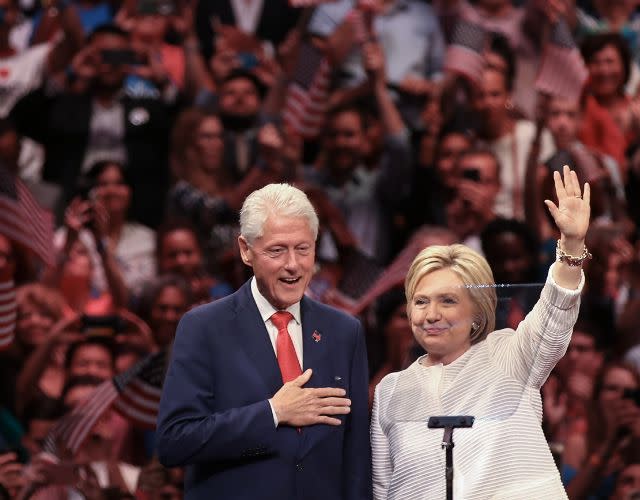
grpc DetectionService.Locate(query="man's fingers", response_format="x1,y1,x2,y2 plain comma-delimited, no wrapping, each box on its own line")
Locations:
319,405,351,416
316,396,351,407
315,415,343,426
291,368,312,387
309,387,346,398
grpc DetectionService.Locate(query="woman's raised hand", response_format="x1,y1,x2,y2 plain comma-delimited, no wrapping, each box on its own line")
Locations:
544,165,591,248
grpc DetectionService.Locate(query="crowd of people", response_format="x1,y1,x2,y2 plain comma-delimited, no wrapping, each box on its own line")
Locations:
0,0,639,498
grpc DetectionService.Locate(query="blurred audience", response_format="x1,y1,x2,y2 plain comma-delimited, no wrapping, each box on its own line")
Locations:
1,0,640,497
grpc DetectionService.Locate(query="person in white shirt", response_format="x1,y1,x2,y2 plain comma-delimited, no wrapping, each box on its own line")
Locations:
0,0,83,180
371,165,591,499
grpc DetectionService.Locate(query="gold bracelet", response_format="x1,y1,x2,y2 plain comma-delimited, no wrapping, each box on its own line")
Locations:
556,240,592,267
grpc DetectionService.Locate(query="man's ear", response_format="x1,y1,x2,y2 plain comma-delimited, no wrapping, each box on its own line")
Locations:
238,235,252,267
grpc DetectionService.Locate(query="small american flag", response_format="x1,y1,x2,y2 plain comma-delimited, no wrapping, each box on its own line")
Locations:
444,18,488,86
43,351,167,456
535,20,588,101
0,279,15,351
0,165,54,267
282,42,331,139
112,350,167,428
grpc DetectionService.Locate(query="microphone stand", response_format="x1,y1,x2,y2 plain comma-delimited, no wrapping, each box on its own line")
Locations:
427,415,475,500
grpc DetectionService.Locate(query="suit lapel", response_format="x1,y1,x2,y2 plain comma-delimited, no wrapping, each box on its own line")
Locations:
233,281,283,397
299,297,334,458
301,297,330,382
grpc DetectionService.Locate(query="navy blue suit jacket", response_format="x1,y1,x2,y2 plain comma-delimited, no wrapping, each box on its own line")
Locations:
156,280,372,499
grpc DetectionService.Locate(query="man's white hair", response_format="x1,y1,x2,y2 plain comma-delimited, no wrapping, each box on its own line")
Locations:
239,183,319,244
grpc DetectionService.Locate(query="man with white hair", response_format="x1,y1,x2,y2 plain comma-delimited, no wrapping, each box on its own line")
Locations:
156,183,371,500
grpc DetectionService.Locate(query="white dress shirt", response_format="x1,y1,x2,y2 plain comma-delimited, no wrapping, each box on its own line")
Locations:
251,277,303,426
372,264,584,499
230,0,264,34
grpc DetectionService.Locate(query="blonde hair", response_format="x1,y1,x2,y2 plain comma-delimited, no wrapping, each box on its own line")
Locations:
405,244,497,344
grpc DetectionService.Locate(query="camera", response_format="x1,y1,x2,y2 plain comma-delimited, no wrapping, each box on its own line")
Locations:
101,49,141,66
137,0,174,16
237,52,259,71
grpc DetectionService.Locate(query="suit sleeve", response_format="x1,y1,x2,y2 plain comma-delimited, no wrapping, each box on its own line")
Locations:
342,321,373,500
156,310,278,467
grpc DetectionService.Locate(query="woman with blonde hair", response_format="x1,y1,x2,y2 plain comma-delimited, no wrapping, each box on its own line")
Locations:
372,165,591,499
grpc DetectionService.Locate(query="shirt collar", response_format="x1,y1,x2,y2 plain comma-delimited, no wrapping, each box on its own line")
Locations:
250,277,301,325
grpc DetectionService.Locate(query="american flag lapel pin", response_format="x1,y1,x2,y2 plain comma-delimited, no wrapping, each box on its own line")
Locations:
312,330,322,343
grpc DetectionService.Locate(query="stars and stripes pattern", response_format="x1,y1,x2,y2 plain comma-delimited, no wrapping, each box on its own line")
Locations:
43,351,167,457
535,20,588,101
0,165,54,267
443,19,488,86
0,279,16,351
282,42,332,139
113,350,167,428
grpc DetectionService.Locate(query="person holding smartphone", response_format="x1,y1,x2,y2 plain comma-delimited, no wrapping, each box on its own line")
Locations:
444,147,501,252
10,23,173,229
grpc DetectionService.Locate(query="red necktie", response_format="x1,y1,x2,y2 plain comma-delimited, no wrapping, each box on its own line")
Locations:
271,311,302,383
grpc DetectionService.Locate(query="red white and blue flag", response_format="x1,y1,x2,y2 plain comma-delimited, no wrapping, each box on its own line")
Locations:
283,42,332,139
0,165,54,267
43,351,168,456
0,279,15,351
536,20,588,101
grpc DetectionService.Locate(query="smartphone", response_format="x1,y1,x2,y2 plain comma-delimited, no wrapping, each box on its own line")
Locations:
462,168,480,182
138,0,174,15
237,52,259,71
81,315,124,337
101,49,140,66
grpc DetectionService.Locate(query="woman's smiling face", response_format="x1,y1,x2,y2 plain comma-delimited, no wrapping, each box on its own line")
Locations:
409,268,476,365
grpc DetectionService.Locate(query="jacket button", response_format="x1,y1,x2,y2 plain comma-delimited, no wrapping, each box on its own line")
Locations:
296,463,303,471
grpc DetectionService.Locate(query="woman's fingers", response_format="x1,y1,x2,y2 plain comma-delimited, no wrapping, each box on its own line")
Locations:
544,199,559,221
553,169,567,199
570,168,581,197
583,182,591,207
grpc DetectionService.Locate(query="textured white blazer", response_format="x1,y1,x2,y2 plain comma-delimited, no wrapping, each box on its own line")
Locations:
372,264,583,500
